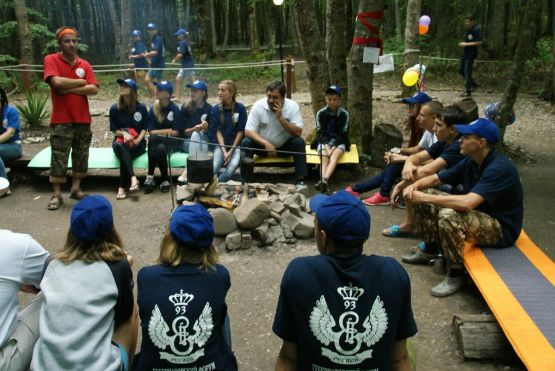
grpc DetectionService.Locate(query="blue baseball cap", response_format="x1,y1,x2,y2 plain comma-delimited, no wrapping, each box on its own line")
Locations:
454,118,500,144
402,91,432,104
325,85,341,95
146,23,158,30
155,80,174,96
170,204,214,249
186,80,208,92
309,190,370,244
131,30,142,37
484,102,516,125
70,195,114,242
174,28,188,36
116,78,137,92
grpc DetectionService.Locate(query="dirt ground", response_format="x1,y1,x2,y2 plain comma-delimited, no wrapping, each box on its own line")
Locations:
2,77,554,370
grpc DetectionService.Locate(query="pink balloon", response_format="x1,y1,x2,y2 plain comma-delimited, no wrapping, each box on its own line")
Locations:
419,15,431,27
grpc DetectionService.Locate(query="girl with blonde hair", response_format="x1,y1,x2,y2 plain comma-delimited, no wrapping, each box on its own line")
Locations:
133,204,237,370
210,80,247,182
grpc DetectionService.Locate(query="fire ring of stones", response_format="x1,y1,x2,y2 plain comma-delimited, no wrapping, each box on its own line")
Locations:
176,181,314,251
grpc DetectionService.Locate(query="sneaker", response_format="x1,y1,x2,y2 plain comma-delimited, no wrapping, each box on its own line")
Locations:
160,180,171,193
315,180,328,192
344,186,360,198
295,181,308,194
459,91,471,97
430,275,465,297
362,192,390,206
144,176,155,194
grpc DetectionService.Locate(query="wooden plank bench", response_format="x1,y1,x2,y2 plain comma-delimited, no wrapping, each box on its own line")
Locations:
463,231,555,370
253,144,359,165
27,146,188,169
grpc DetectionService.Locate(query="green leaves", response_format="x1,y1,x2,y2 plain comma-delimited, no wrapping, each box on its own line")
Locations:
15,92,49,128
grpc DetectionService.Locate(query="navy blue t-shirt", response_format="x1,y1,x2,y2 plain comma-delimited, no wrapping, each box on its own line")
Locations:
273,251,417,371
438,150,523,246
181,102,212,136
462,25,481,59
426,136,465,169
131,41,148,69
148,102,183,132
134,263,237,371
1,106,21,143
109,103,149,148
177,40,194,68
210,102,247,146
150,34,165,68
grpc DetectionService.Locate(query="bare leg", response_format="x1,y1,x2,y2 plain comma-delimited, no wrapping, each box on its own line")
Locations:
145,75,156,98
324,148,344,180
175,76,183,100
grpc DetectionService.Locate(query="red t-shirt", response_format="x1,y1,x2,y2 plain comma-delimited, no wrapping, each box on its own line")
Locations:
43,53,98,124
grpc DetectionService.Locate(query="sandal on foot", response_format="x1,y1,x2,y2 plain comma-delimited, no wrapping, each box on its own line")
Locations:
129,181,139,192
47,194,63,210
69,188,88,200
117,190,128,200
382,224,417,238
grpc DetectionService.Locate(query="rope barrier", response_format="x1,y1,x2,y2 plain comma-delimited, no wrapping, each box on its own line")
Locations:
0,60,305,73
152,133,331,160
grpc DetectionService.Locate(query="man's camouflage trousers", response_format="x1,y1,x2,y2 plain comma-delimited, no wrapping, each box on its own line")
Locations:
412,188,503,265
49,123,92,184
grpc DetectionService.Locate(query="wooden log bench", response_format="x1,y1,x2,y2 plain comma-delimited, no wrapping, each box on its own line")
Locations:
253,144,359,166
461,231,555,369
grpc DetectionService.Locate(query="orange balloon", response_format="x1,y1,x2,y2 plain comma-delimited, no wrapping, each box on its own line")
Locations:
418,24,429,35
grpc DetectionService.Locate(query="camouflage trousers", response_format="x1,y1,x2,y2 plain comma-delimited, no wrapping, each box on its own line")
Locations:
412,188,503,265
49,124,92,184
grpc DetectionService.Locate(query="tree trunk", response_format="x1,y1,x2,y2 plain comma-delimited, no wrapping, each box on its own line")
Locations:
291,0,329,115
197,0,215,60
121,0,131,63
498,0,543,144
266,1,277,49
394,0,402,42
402,0,421,97
222,0,231,46
248,0,260,54
106,0,123,61
14,0,32,91
347,0,384,153
210,0,217,49
486,0,507,57
326,0,348,105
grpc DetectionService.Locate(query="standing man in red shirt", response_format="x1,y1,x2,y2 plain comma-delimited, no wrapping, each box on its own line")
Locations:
43,27,98,210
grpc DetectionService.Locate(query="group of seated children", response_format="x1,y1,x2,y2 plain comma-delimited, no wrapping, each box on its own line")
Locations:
2,188,419,371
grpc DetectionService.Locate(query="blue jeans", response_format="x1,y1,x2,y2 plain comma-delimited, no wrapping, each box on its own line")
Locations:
352,162,403,196
183,131,209,155
213,145,241,182
0,142,22,178
458,56,476,92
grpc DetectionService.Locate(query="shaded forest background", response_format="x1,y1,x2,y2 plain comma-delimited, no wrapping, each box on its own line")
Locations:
0,0,553,149
1,0,553,68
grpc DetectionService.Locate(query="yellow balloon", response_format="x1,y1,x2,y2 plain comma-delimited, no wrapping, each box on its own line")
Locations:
402,69,419,86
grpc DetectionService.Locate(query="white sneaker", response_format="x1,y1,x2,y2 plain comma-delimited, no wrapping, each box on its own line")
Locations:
295,181,308,194
430,275,465,297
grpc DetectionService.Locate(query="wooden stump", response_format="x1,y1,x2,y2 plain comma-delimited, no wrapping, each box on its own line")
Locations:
452,314,516,360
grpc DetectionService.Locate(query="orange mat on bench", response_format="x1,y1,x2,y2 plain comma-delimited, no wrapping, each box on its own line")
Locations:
463,231,555,370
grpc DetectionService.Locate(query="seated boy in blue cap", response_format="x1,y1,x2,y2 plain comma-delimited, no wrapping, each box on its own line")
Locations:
401,118,523,297
311,85,350,193
273,191,417,370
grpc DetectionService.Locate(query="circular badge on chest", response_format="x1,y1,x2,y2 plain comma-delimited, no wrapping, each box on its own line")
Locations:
467,34,474,41
131,47,136,53
75,67,85,78
134,112,142,122
2,118,7,129
167,111,174,121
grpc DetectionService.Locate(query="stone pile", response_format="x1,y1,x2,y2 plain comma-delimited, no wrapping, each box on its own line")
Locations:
177,182,315,251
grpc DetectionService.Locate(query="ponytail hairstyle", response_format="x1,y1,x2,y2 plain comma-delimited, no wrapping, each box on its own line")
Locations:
218,80,237,126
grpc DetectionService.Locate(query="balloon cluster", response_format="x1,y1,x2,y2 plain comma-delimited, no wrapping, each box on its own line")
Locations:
418,15,431,35
402,64,426,87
